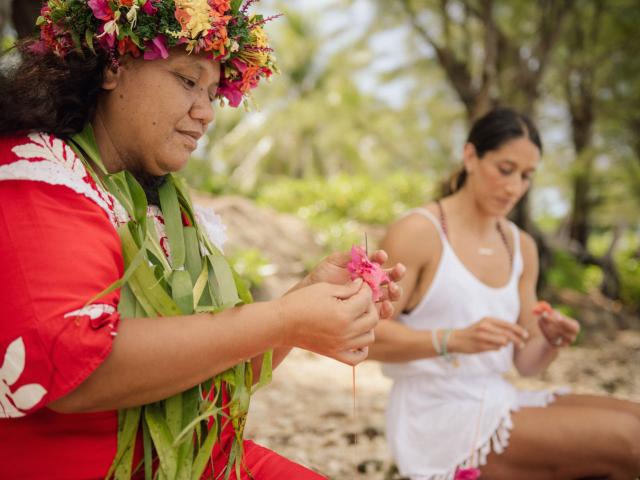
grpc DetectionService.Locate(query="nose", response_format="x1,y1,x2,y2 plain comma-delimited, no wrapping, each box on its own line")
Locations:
191,89,215,127
505,174,526,197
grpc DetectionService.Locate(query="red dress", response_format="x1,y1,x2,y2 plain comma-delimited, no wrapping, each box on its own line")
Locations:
0,133,325,479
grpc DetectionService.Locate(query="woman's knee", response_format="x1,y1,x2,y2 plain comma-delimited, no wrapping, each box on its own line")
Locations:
615,414,640,475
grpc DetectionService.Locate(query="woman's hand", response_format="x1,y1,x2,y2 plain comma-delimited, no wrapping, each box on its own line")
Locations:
303,250,405,319
449,317,529,354
277,279,379,365
536,308,580,348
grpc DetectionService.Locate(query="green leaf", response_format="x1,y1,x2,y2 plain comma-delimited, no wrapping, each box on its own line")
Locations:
106,407,141,480
192,262,210,309
69,124,109,176
183,227,202,284
253,350,273,392
125,172,148,228
142,418,153,480
171,269,194,314
145,404,178,479
165,394,183,439
159,177,186,269
208,255,240,309
191,419,219,480
121,227,182,317
85,29,96,55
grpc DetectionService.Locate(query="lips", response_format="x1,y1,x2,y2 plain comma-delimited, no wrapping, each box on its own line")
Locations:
177,130,202,150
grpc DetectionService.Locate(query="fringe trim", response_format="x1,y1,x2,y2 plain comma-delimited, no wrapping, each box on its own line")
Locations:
407,388,569,480
407,413,513,480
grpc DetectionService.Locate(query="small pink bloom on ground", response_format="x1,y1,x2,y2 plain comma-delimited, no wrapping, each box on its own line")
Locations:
347,246,389,301
455,467,481,480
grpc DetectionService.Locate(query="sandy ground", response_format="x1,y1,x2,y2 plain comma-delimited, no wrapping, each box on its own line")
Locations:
196,195,640,479
245,330,640,480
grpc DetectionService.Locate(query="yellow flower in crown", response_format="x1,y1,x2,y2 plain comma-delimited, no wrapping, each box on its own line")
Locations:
34,0,279,108
175,0,214,39
238,17,269,66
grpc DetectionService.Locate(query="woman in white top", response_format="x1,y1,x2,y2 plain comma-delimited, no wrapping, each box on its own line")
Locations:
370,108,640,480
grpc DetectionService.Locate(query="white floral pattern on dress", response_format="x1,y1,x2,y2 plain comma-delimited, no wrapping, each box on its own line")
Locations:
195,205,227,253
64,304,118,336
0,337,47,418
2,133,128,228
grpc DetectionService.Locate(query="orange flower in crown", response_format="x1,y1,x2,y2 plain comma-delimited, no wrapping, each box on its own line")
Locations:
34,0,279,107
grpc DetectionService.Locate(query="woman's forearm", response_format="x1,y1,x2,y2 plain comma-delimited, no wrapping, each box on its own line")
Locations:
368,320,438,362
49,302,284,413
250,346,293,382
514,334,558,376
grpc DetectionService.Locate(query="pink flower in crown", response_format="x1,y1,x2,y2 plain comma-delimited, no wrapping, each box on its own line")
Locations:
217,81,244,107
142,0,160,15
144,35,170,60
347,246,390,301
88,0,114,21
455,468,481,480
96,23,117,50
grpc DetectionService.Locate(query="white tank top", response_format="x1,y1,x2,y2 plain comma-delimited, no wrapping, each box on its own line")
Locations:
382,208,523,379
381,209,565,479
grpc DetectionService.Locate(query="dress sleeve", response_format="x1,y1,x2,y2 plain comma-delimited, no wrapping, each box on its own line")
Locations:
0,180,123,418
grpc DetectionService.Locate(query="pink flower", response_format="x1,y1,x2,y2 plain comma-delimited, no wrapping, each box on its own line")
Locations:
455,468,481,480
96,23,116,50
142,0,159,15
347,246,389,302
88,0,113,21
144,35,169,60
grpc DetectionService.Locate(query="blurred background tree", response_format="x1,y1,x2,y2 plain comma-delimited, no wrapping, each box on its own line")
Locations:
2,0,638,316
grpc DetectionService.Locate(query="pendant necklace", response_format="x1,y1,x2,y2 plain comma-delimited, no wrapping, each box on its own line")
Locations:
436,200,513,265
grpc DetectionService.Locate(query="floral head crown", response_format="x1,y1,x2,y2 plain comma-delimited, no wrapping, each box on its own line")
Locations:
35,0,279,107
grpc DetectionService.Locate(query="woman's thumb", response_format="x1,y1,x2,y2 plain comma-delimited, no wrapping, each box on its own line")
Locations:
334,278,364,300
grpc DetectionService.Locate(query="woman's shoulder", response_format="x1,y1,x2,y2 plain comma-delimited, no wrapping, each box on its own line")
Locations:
382,203,443,263
0,130,68,164
0,130,127,228
389,204,441,236
515,227,538,265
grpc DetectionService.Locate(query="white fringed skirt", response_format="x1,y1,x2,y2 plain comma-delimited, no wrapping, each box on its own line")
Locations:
386,373,568,480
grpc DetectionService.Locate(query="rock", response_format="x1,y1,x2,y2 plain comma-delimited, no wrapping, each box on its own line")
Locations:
193,193,322,300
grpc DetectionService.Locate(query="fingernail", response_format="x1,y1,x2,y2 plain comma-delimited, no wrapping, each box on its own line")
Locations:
523,330,530,338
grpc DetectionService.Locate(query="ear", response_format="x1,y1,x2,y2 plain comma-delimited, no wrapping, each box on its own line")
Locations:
101,56,135,91
462,142,478,174
101,65,121,91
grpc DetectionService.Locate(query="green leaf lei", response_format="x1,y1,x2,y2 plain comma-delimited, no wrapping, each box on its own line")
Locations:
69,124,273,480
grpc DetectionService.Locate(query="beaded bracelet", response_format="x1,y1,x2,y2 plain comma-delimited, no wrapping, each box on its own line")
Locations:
441,329,452,361
431,329,442,356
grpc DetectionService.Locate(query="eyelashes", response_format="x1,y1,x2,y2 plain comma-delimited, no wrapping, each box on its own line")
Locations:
177,74,216,103
498,168,533,181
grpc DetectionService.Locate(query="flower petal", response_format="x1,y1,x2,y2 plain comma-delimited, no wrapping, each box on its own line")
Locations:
0,394,26,418
0,337,26,386
11,383,47,411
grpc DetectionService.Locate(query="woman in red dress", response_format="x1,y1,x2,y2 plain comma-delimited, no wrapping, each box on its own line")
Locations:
0,2,403,478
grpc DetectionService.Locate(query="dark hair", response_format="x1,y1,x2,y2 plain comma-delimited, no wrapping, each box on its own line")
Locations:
448,107,543,193
0,39,108,138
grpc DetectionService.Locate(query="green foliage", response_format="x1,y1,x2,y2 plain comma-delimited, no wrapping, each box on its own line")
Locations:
546,250,603,295
228,249,270,290
254,173,433,251
1,35,15,51
618,248,640,309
